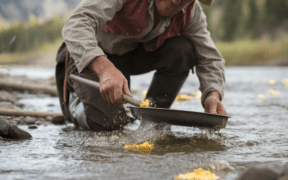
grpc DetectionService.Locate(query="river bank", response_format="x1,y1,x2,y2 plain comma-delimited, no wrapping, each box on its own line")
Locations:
0,37,288,68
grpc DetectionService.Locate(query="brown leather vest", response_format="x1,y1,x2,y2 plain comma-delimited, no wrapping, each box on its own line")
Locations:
101,0,196,51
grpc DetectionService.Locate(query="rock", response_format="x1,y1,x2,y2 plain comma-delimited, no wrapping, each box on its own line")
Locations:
279,166,288,180
0,116,10,136
37,117,46,122
35,121,42,125
14,102,25,108
28,125,37,129
238,163,284,180
46,116,53,121
0,102,15,109
0,117,31,139
24,117,36,124
9,120,18,125
2,116,13,120
8,125,32,139
0,90,18,103
51,115,66,125
12,117,22,124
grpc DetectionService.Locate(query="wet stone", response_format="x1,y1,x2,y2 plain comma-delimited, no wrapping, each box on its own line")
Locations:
8,125,32,139
35,121,42,125
46,116,53,121
9,120,19,125
246,140,256,146
2,116,13,120
37,117,46,122
24,117,36,124
28,126,37,129
0,102,15,109
0,117,10,136
14,102,25,108
238,163,286,180
0,90,18,103
51,115,65,125
13,117,23,124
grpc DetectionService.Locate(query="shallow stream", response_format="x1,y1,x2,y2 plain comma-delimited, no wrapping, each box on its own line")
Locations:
0,66,288,180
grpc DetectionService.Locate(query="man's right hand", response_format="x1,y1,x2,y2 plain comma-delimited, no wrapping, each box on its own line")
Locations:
89,56,132,104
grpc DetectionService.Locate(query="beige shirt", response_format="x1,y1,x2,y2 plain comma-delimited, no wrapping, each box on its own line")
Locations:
62,0,225,106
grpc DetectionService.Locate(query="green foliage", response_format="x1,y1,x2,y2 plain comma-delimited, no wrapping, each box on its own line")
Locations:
216,37,288,66
0,15,65,53
246,0,260,39
220,0,243,42
265,0,288,34
201,5,212,32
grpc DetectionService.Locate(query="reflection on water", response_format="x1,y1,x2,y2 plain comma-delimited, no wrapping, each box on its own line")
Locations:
0,67,288,180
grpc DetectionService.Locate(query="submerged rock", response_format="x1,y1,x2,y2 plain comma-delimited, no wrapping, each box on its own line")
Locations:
0,116,32,139
28,126,37,129
238,163,288,180
8,125,32,139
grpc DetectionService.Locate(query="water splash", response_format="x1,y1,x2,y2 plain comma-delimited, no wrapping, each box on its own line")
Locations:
203,128,221,140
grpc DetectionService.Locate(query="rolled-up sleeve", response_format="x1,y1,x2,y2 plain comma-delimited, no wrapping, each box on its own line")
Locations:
180,0,225,108
62,0,127,72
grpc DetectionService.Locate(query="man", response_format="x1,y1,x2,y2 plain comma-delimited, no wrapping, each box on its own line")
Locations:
55,0,226,131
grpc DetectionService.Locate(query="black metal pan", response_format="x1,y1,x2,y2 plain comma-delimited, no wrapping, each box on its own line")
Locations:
70,75,229,129
130,107,229,129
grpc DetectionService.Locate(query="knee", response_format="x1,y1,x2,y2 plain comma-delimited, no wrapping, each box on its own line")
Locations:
158,36,197,74
165,36,196,58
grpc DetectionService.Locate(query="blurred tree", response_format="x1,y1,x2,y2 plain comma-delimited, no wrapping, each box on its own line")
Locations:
265,0,288,35
201,4,212,32
246,0,260,39
221,0,243,41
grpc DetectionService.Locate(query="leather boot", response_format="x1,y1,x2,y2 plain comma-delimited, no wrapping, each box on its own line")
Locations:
146,71,188,108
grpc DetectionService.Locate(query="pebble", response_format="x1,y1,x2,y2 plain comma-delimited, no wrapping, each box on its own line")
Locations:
13,117,23,124
24,117,36,124
37,117,46,122
35,121,42,125
51,115,66,125
46,116,53,121
28,126,37,129
0,102,15,109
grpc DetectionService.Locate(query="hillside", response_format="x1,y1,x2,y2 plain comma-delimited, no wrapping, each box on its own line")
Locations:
0,0,81,22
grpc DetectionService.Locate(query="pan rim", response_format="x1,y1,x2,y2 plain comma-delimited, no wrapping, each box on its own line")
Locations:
128,106,231,118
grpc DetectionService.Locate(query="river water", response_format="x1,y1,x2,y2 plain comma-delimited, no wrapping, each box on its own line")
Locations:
0,66,288,180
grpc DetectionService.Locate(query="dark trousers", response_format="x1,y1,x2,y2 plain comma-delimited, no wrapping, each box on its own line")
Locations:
61,36,197,131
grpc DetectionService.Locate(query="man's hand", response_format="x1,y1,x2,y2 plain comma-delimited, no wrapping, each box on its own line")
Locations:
89,56,132,104
204,91,226,115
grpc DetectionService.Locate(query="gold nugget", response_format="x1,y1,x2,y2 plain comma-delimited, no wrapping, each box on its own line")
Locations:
175,94,192,101
140,99,150,107
174,168,219,180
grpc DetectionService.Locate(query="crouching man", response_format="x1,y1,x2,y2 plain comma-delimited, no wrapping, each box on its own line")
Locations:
55,0,226,131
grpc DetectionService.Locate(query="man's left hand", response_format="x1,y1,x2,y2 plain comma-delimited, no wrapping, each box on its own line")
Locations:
204,91,226,115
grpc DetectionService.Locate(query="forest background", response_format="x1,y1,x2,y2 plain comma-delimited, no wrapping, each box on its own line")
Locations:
0,0,287,66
